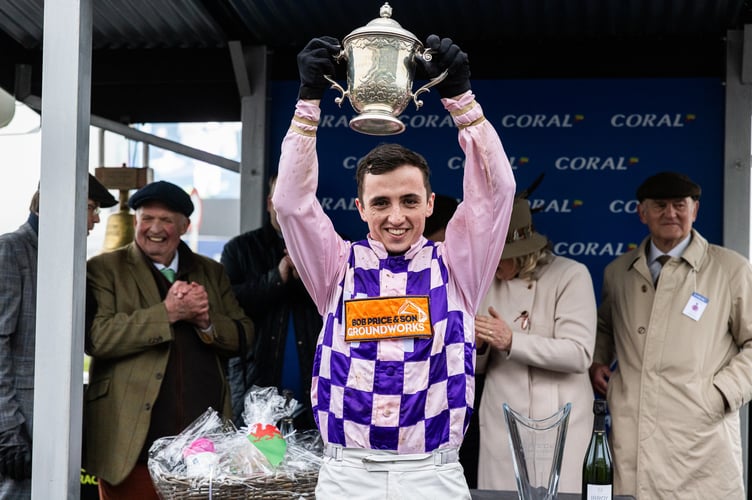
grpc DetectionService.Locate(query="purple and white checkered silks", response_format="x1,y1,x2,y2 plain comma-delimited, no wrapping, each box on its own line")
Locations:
311,239,475,453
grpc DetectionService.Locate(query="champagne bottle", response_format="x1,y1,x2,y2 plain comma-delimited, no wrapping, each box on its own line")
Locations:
582,399,613,500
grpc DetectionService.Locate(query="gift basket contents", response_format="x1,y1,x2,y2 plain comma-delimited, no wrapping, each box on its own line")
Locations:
148,386,322,499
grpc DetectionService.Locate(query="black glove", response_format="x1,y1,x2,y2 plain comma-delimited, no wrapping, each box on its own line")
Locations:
417,35,471,99
297,36,341,100
0,425,32,481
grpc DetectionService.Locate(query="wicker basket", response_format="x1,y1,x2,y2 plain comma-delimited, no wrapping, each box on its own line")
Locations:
151,468,318,499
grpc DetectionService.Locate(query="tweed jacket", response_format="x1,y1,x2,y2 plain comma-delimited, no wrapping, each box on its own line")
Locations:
594,229,752,499
84,241,254,485
0,221,37,498
476,255,597,493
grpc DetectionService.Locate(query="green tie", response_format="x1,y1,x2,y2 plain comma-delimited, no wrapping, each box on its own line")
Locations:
160,267,176,283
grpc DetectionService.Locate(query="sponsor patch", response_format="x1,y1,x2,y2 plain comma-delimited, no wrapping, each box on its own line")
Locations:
344,296,433,342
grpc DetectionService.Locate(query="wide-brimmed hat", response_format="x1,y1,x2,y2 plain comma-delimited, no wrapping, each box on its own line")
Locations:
88,174,118,208
501,198,548,259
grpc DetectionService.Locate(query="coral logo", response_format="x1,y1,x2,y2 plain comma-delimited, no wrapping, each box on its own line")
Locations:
553,241,635,257
320,196,358,211
555,156,638,170
321,113,457,129
609,200,640,213
448,155,530,170
500,114,582,128
510,156,530,170
529,199,584,213
610,113,694,127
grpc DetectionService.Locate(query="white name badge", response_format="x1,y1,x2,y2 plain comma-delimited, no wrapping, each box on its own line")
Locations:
682,292,709,321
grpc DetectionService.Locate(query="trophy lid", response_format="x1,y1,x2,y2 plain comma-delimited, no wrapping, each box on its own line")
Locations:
343,3,421,46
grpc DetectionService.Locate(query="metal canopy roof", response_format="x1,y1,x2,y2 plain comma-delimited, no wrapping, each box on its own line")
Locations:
0,0,750,124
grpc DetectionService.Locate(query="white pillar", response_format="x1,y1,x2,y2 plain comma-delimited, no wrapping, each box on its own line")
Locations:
724,28,752,494
231,42,268,233
32,0,92,498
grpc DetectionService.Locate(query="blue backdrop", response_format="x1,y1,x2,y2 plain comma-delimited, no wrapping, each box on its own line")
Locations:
269,78,724,301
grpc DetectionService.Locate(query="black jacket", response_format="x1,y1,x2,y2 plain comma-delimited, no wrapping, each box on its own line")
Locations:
220,223,322,428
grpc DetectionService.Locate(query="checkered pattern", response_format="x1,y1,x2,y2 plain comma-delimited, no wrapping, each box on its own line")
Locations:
312,240,474,453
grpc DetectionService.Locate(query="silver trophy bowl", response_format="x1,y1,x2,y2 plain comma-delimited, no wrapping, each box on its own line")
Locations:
324,3,447,136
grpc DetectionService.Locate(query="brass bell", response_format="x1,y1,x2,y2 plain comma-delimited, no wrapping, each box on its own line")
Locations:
95,166,152,253
102,190,135,251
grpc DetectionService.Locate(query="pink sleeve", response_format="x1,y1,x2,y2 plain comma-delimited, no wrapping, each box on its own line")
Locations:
440,91,516,313
271,100,348,314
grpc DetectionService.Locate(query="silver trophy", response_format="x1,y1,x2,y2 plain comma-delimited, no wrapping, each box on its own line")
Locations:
324,3,448,136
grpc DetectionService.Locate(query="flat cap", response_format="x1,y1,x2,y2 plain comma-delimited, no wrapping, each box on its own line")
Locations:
128,180,194,216
636,171,701,202
89,174,118,208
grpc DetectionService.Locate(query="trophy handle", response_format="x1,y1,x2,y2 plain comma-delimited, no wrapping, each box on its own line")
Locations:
323,74,349,107
411,69,448,110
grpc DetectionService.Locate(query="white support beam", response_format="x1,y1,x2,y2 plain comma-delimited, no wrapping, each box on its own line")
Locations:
743,25,752,84
724,30,752,258
234,44,268,233
725,29,752,495
32,0,92,498
229,40,252,97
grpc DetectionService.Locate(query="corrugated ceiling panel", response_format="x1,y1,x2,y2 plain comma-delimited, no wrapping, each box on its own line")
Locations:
0,0,748,52
92,0,226,49
0,0,43,49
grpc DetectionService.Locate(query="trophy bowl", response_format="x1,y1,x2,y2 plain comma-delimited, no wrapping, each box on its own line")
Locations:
324,3,447,136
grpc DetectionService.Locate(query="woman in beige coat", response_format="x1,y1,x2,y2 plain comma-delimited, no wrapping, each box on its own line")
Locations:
475,198,597,493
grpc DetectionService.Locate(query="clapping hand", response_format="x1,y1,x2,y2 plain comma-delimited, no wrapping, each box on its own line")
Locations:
278,250,300,283
164,281,210,329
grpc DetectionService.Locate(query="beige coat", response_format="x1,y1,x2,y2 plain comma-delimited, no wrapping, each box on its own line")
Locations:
594,229,752,499
476,255,597,493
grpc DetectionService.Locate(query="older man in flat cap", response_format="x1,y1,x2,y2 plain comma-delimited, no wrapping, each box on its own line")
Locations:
84,180,254,499
590,171,752,499
0,175,116,498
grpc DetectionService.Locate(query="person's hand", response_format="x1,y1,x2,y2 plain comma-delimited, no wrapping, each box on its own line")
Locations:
297,36,341,100
475,306,512,352
181,283,210,328
417,35,471,99
0,425,31,481
278,250,300,283
193,311,212,332
589,363,612,397
164,281,210,326
278,255,294,283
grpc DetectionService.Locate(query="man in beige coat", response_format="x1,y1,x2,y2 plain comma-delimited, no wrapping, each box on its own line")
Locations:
590,172,752,499
84,181,254,498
